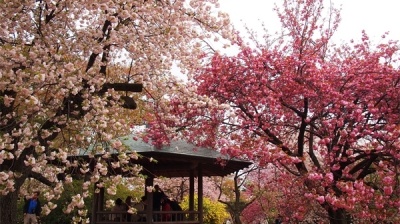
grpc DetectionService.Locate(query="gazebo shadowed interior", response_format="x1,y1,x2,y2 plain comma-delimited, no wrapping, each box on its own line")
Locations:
69,135,252,224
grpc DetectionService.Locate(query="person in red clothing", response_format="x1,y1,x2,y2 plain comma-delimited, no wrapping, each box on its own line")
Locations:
161,196,172,221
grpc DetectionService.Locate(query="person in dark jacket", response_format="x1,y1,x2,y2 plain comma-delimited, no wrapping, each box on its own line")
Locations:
152,185,165,221
169,199,183,221
23,191,41,224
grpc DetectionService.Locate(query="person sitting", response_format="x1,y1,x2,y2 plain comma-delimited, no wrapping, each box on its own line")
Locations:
125,196,133,221
111,198,126,221
132,196,147,222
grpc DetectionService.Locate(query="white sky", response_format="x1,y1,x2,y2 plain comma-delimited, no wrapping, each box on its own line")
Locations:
174,1,400,80
219,0,400,44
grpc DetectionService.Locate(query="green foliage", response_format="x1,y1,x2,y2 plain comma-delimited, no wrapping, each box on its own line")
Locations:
180,196,230,224
16,178,146,223
17,196,24,224
40,180,92,224
16,180,88,224
104,178,146,207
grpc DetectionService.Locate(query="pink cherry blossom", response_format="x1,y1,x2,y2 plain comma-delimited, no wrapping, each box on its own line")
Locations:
143,0,400,223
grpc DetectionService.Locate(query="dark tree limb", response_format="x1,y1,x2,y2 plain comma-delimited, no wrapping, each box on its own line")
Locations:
100,83,143,94
29,172,56,188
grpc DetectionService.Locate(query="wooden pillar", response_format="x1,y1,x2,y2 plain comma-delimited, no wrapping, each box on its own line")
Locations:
145,177,154,224
89,159,98,223
90,185,104,224
91,183,99,224
198,164,203,224
189,169,195,221
98,187,105,211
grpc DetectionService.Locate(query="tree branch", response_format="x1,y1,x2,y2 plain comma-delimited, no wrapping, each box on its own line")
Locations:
29,172,56,188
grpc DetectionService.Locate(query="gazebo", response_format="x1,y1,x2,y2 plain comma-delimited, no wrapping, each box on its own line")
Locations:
70,135,252,224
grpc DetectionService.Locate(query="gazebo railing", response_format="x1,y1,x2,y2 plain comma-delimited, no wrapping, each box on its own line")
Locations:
96,210,200,224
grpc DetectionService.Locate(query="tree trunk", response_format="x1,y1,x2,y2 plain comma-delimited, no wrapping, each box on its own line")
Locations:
232,174,242,224
0,190,19,224
328,207,352,224
233,212,241,224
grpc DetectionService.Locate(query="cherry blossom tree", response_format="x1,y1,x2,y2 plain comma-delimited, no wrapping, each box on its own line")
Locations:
0,0,234,223
146,0,400,223
242,166,327,223
240,168,279,224
210,169,257,224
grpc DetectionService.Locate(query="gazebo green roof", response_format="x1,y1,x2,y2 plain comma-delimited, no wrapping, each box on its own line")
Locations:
118,135,252,177
69,135,252,178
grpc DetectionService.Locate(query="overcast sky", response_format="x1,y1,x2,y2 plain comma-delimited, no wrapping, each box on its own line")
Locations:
219,0,400,43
